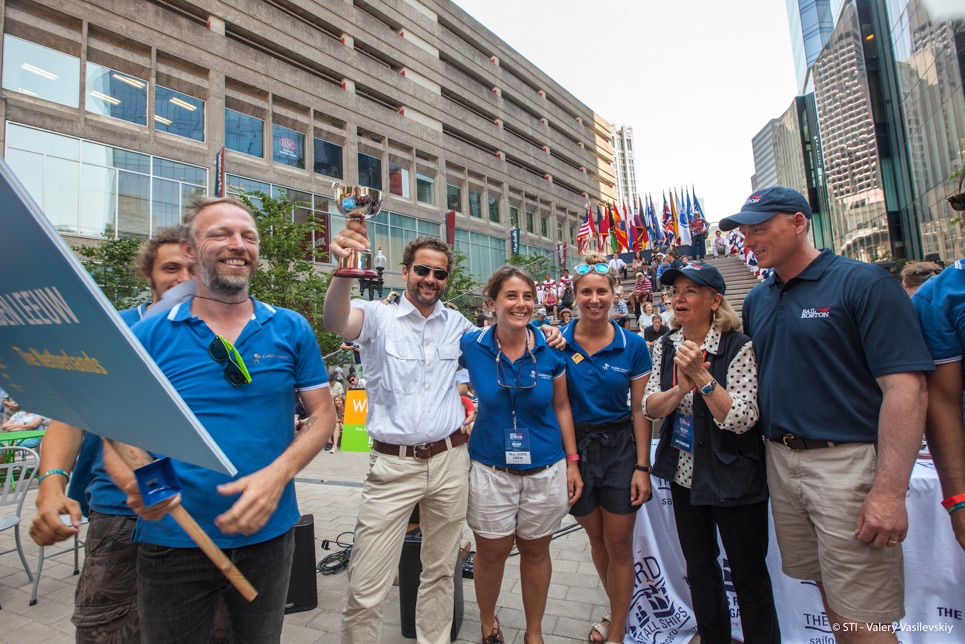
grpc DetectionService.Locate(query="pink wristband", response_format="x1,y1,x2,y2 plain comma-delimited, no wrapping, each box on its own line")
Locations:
565,453,580,463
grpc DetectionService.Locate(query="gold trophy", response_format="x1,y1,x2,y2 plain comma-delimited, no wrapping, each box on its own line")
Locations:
332,181,382,278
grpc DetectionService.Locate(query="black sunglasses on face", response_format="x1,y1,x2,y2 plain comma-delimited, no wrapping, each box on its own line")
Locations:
411,264,450,280
208,335,252,386
949,194,965,212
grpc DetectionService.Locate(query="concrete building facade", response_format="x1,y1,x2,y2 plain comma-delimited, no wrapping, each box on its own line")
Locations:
0,0,617,286
610,125,637,206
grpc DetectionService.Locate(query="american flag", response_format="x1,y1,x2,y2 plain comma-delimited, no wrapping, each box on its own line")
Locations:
576,209,592,254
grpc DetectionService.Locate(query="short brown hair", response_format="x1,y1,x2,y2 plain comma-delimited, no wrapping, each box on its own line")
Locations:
401,236,454,272
181,195,253,247
135,225,184,279
484,266,536,301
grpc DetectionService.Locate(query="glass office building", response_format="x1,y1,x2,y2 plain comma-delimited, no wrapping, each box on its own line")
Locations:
880,0,965,262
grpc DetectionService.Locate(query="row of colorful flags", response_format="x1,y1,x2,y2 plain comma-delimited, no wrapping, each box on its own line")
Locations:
576,186,707,255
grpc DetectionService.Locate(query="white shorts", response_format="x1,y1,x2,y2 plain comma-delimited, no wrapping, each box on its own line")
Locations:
467,459,569,540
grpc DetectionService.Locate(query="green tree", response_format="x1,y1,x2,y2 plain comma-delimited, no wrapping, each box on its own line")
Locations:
442,249,483,321
241,192,343,357
507,251,553,278
72,234,148,310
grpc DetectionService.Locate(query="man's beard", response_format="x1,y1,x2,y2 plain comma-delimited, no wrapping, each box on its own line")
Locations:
407,279,442,307
199,254,251,297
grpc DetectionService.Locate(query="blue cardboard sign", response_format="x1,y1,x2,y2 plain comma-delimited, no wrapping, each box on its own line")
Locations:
0,159,235,475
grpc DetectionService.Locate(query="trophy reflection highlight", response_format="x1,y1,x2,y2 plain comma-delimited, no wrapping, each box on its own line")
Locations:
333,181,382,278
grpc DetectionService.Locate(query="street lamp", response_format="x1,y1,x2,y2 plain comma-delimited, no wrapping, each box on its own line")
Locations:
359,247,386,300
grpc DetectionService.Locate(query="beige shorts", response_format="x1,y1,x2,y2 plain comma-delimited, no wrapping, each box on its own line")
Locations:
467,459,569,540
766,441,904,624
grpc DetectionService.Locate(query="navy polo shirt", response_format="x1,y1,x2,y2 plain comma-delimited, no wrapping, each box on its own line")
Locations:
743,250,934,442
913,260,965,381
459,324,566,468
130,297,328,548
561,320,651,424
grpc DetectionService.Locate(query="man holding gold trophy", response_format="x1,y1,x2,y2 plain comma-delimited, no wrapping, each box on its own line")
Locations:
324,181,563,644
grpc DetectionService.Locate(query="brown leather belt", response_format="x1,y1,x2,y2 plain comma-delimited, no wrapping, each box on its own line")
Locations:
372,429,469,459
486,463,554,477
773,435,856,450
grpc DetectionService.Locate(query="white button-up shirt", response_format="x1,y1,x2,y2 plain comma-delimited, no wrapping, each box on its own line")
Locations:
352,296,474,445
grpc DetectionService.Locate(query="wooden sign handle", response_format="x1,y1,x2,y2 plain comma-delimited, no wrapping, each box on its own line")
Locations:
104,439,258,601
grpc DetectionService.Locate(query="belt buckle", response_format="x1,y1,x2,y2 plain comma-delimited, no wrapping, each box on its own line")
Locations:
782,434,795,450
413,443,433,459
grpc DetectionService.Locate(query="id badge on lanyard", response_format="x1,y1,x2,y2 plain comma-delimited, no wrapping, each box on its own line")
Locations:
505,426,532,464
672,414,694,453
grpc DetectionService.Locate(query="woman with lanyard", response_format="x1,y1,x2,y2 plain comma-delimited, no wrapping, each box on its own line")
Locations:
642,262,779,644
561,251,653,644
459,265,582,644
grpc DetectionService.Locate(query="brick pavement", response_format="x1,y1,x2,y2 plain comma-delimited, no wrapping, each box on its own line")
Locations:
0,448,618,643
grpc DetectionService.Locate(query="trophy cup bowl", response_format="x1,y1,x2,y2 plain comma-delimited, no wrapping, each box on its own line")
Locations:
332,181,382,278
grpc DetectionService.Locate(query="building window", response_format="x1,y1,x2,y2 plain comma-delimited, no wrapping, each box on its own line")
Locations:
510,205,520,228
569,224,576,243
86,63,147,126
489,196,500,223
358,153,382,190
226,175,334,263
540,215,548,237
525,210,535,233
5,123,206,239
557,222,564,241
225,109,264,158
447,183,462,212
455,229,509,281
416,173,435,205
469,189,482,218
389,162,410,199
155,85,204,141
271,124,305,169
313,138,342,179
2,35,79,108
367,210,440,271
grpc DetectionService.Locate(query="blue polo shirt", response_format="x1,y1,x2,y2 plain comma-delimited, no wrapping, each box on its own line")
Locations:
459,324,566,468
913,260,965,381
743,250,934,442
130,297,328,548
561,320,651,424
68,303,149,516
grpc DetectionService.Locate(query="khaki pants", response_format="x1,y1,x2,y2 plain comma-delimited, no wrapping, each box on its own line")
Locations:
341,444,470,644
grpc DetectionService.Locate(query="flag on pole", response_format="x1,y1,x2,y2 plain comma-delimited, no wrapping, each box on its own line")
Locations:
678,189,693,247
692,186,706,223
670,190,681,241
597,205,609,252
649,194,662,244
611,203,629,252
576,208,592,254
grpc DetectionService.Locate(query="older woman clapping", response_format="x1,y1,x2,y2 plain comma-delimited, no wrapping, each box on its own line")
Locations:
642,262,779,644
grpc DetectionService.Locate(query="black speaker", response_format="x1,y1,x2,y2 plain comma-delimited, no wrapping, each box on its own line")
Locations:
285,514,317,614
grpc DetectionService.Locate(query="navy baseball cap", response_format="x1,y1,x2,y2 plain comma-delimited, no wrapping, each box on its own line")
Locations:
660,262,727,295
718,186,812,231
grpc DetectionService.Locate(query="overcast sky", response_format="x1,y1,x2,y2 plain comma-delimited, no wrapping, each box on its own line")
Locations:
452,0,800,223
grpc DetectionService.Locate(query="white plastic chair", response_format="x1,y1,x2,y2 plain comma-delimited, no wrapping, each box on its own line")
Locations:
0,446,39,584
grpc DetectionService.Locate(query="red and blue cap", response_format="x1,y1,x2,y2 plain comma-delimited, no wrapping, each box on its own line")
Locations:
659,262,727,295
719,186,812,231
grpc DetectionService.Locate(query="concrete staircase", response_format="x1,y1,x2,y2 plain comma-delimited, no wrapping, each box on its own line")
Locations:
620,255,762,329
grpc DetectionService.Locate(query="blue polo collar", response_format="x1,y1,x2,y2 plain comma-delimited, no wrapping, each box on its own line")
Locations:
562,318,628,354
769,248,836,288
475,323,548,354
167,296,275,324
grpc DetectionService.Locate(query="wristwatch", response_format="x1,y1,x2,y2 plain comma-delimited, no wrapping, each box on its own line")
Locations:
699,378,718,395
